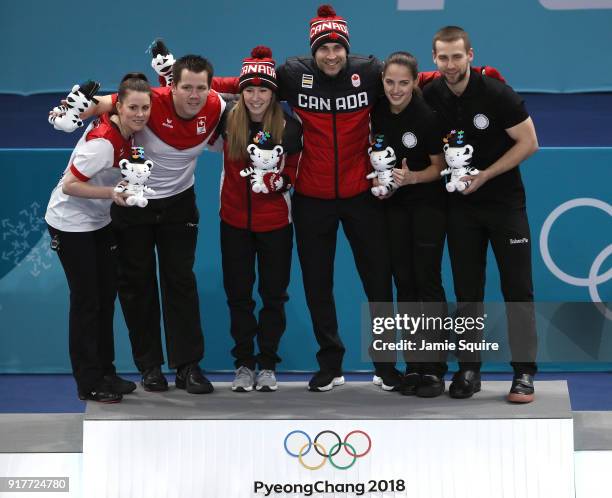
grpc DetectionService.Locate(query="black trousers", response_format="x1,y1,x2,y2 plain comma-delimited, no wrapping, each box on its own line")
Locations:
386,198,448,377
221,221,292,371
110,187,204,371
447,202,538,376
293,191,394,374
48,224,117,393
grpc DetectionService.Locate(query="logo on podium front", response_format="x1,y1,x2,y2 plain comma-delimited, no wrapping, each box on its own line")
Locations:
283,429,371,470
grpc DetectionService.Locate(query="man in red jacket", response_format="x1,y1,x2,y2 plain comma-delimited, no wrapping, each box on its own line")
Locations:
276,5,399,392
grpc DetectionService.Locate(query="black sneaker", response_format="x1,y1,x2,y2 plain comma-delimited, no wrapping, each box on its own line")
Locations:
372,368,402,391
507,374,535,403
308,371,345,392
141,366,168,392
78,381,122,403
400,372,420,396
416,374,445,398
176,363,214,394
104,374,137,395
449,370,481,399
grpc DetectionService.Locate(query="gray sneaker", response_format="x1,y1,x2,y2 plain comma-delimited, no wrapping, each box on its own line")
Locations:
232,366,255,392
255,370,278,392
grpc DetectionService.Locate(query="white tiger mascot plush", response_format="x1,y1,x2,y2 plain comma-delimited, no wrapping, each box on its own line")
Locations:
441,130,479,192
114,147,156,208
149,38,176,87
366,134,398,197
48,80,100,133
240,130,284,194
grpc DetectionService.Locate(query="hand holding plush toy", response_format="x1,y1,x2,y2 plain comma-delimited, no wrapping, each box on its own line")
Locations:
114,146,156,207
366,134,398,197
441,130,479,192
240,130,285,194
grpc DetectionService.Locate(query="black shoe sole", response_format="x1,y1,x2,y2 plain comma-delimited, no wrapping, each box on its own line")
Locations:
78,394,122,403
175,378,214,394
94,397,122,404
141,381,168,392
416,387,445,398
449,383,481,399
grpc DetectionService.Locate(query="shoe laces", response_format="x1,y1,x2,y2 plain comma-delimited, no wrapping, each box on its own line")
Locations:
236,366,254,379
258,369,275,381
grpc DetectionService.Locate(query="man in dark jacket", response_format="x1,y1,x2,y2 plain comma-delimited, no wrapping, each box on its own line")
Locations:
276,5,399,392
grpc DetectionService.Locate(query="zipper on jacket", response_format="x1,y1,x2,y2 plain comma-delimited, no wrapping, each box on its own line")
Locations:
331,81,339,198
246,177,252,230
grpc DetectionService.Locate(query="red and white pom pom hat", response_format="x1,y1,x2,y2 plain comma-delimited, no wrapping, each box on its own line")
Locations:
239,46,277,92
309,4,350,54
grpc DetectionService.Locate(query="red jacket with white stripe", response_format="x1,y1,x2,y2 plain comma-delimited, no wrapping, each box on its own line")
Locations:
217,107,302,232
276,54,382,199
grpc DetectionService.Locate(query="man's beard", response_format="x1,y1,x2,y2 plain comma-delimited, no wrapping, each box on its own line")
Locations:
444,67,468,85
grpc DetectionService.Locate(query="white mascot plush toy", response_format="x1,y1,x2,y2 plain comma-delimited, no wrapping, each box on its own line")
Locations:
366,134,398,197
114,147,156,208
148,38,176,87
48,80,100,133
240,130,284,194
441,130,479,192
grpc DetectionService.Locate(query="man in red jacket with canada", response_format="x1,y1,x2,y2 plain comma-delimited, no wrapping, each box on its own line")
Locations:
277,5,400,392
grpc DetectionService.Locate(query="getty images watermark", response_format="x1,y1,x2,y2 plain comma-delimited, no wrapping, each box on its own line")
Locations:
371,311,496,354
361,302,612,363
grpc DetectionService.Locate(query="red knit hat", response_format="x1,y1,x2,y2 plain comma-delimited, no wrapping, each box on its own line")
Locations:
309,5,350,55
239,46,278,92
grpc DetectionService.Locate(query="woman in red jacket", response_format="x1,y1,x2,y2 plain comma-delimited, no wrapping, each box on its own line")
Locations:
217,47,302,392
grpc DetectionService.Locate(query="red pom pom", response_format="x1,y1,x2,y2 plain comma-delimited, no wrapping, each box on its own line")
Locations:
317,4,337,17
251,45,273,59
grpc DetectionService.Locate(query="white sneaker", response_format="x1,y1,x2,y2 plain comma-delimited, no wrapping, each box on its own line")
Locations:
372,369,402,391
231,366,255,392
255,370,278,392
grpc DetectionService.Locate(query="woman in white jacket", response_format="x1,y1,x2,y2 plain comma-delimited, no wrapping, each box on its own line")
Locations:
45,73,151,403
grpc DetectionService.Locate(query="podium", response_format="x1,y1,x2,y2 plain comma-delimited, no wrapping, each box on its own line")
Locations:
82,381,574,498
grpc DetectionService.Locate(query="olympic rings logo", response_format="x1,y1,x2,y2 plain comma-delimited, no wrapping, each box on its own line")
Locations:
540,198,612,320
283,430,372,470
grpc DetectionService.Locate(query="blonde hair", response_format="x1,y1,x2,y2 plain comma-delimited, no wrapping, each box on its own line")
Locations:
226,93,285,161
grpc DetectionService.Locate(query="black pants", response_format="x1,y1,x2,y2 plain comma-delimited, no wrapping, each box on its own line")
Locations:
386,198,448,377
48,224,117,393
110,187,204,371
293,191,394,374
221,221,292,371
447,202,538,376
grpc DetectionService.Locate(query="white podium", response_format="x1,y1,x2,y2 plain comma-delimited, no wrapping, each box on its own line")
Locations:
82,381,574,498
